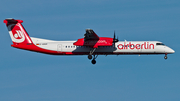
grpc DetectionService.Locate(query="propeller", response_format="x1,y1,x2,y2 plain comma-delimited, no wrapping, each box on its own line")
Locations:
113,31,119,44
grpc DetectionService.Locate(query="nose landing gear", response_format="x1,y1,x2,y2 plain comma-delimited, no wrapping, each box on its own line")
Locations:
164,53,168,60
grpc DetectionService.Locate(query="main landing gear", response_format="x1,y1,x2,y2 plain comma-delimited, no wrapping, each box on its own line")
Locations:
88,55,98,64
164,53,168,60
88,48,98,64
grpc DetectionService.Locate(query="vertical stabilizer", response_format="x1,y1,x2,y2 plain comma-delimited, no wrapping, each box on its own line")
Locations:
4,18,33,45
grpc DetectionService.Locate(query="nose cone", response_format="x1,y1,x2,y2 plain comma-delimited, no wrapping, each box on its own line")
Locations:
167,48,175,53
171,49,175,53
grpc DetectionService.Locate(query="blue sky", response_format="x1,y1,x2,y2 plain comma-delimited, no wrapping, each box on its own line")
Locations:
0,0,180,101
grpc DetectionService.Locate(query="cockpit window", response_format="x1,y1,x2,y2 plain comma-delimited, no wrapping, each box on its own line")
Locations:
156,43,165,46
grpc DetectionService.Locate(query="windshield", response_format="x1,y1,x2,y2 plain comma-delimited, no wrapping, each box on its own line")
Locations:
156,43,165,46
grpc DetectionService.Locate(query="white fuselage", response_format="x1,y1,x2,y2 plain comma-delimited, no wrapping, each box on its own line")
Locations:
30,37,175,55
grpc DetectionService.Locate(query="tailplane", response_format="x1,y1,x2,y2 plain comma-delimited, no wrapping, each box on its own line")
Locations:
4,18,33,45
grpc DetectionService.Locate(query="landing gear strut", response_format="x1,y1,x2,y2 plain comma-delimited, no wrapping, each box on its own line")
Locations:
88,48,98,64
88,48,96,60
164,53,168,60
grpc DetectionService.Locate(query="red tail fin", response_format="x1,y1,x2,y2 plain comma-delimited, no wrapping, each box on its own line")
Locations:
4,18,33,45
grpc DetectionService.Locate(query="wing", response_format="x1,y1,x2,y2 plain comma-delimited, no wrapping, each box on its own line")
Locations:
74,29,113,48
84,29,99,41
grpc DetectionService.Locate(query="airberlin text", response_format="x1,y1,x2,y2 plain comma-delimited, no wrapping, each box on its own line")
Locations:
118,42,154,50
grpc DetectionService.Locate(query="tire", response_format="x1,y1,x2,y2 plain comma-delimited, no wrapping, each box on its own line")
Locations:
88,55,92,60
91,59,96,64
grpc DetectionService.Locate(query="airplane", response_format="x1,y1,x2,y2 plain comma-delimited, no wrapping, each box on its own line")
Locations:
4,18,175,64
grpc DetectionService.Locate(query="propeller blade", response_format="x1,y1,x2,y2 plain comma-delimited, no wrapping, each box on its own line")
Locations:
113,30,119,43
114,31,116,40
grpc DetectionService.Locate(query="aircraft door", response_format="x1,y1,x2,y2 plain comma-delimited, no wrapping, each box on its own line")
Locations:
57,44,62,53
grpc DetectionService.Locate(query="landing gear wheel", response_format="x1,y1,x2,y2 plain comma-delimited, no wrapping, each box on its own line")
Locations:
164,55,167,59
88,55,92,60
91,59,96,64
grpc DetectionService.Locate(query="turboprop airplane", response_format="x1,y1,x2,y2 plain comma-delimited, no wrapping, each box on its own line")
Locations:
4,18,175,64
